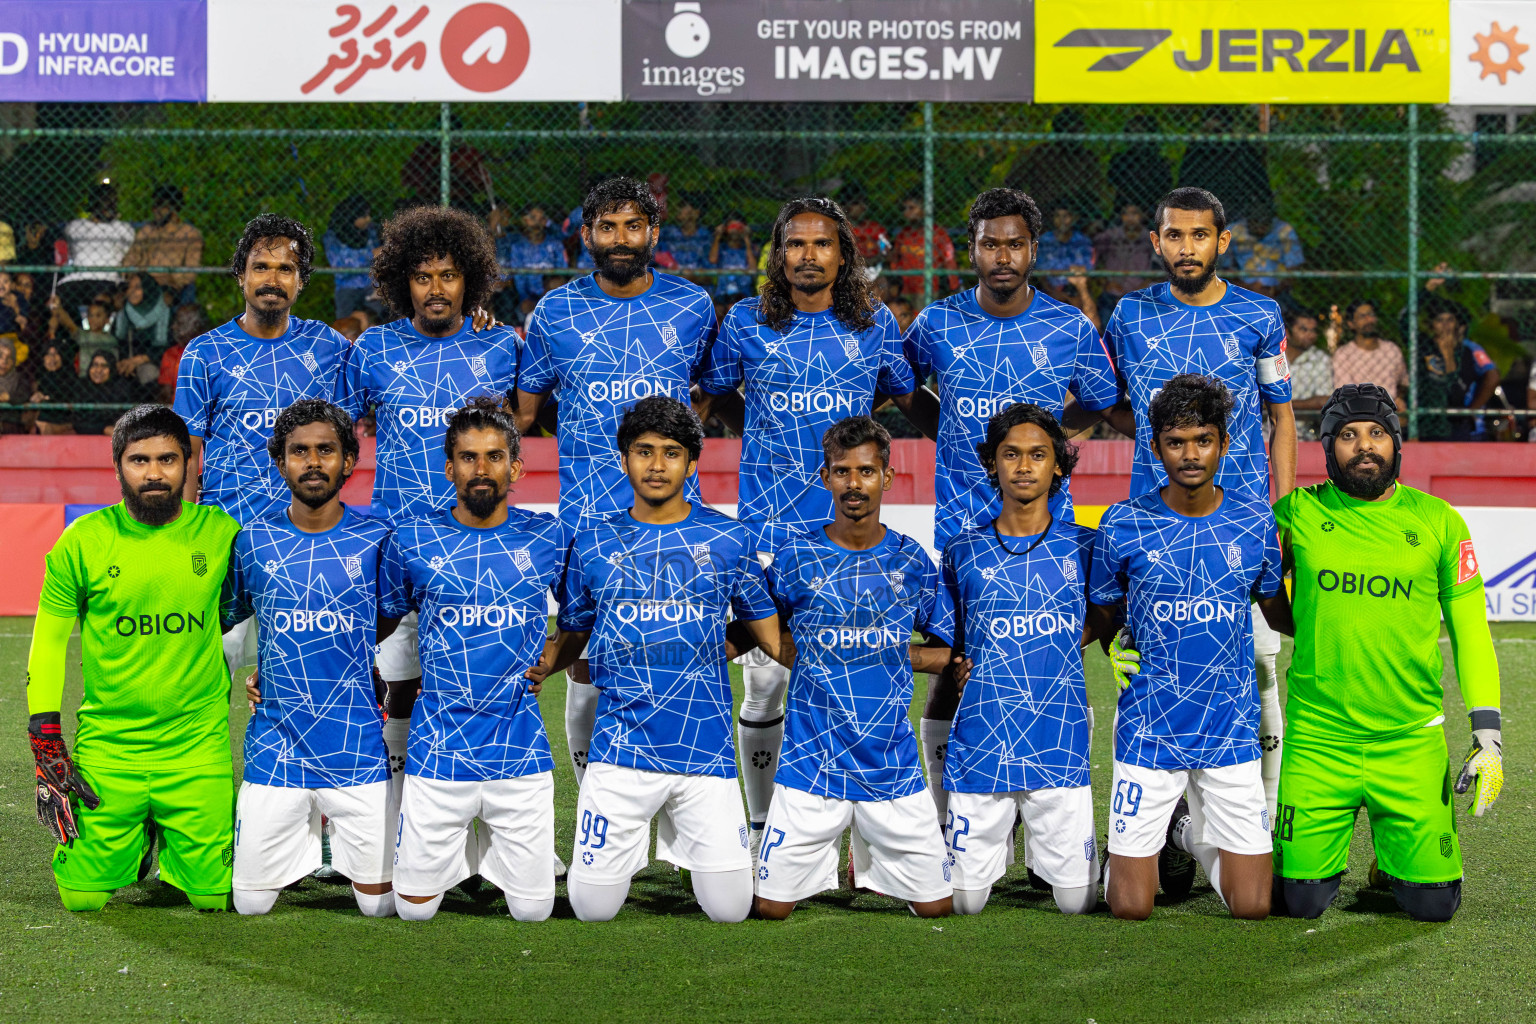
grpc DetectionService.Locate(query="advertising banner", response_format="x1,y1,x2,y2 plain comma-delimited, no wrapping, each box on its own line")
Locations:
1450,1,1535,104
0,0,206,102
1465,508,1536,621
1035,0,1450,104
622,0,1032,101
207,0,620,102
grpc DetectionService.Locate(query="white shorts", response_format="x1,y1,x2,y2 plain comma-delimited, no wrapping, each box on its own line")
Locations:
1107,758,1270,858
233,780,392,889
393,772,555,900
375,611,420,681
756,785,951,904
569,762,750,884
1252,602,1281,659
947,787,1098,891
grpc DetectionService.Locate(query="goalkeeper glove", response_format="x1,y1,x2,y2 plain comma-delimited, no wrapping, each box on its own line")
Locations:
1109,629,1140,691
29,713,99,845
1455,713,1503,816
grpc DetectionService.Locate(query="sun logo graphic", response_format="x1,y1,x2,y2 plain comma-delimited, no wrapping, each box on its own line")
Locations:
428,556,446,571
1472,21,1528,85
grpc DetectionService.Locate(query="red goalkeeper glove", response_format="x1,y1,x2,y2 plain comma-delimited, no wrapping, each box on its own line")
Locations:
29,713,99,845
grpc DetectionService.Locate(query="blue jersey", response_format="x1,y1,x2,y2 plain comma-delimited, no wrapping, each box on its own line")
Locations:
338,318,519,523
658,224,714,269
222,507,391,789
498,233,568,303
1105,281,1292,501
701,298,915,554
378,507,563,782
714,245,753,297
1088,489,1284,771
519,272,716,531
174,317,349,525
769,527,955,802
904,288,1120,551
941,520,1096,793
558,505,776,778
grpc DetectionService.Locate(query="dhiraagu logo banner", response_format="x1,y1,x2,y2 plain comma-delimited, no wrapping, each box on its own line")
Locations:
1036,1,1450,103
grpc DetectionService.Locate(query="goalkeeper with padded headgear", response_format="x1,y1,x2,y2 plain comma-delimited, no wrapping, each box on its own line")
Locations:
1272,383,1501,922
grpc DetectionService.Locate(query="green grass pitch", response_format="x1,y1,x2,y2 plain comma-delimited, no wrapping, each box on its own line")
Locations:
0,617,1531,1023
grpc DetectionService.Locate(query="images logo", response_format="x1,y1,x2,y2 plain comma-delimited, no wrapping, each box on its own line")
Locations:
666,2,710,59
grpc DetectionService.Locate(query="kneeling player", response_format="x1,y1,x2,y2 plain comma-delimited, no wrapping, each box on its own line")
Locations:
942,404,1123,916
382,399,565,922
754,417,956,920
1273,385,1502,922
226,400,396,916
531,397,784,923
1088,375,1292,921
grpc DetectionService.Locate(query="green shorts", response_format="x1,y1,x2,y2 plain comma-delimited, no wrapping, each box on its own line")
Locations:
1274,726,1460,885
54,760,235,896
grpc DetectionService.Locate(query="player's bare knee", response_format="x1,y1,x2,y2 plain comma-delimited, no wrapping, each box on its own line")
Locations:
1227,891,1271,920
394,892,442,922
1108,893,1154,921
1393,880,1461,923
755,896,795,920
909,897,951,918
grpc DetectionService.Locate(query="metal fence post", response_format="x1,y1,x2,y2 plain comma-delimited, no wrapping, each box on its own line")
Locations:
1406,103,1420,440
922,101,935,306
440,101,452,208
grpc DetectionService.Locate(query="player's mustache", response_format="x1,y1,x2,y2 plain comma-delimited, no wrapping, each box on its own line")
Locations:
299,471,328,483
137,482,172,493
255,286,287,297
601,246,644,259
467,477,496,489
1348,453,1385,469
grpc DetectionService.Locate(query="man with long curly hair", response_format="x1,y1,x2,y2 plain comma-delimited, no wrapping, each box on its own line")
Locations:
339,205,520,807
692,196,919,848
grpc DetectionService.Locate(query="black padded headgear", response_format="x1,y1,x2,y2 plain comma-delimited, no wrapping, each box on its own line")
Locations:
1319,383,1402,486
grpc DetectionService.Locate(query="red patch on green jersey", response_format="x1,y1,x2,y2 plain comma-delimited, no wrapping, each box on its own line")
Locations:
1458,540,1479,584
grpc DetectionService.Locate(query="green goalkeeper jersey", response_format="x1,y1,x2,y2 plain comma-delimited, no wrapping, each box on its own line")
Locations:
37,502,240,770
1274,481,1485,740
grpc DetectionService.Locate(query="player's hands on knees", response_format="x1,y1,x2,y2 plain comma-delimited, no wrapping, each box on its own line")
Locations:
1456,728,1503,816
28,713,100,845
1109,629,1140,691
245,669,261,709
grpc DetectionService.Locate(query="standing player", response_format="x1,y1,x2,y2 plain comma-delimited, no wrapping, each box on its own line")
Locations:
380,400,565,922
529,397,784,922
1103,187,1296,827
27,407,239,911
512,177,717,786
174,214,352,680
224,400,396,917
692,196,915,843
899,188,1121,819
339,207,518,793
1273,385,1501,922
754,417,956,920
1088,375,1292,921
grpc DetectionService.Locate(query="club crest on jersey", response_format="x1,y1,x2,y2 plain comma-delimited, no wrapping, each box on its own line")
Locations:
662,324,679,349
514,548,533,573
1225,542,1243,571
1062,557,1079,583
1403,530,1421,548
1221,332,1240,362
428,556,446,571
888,570,905,592
691,543,712,569
470,355,488,379
1458,540,1479,584
842,338,861,360
300,351,319,372
191,551,207,577
1030,343,1047,369
343,556,363,582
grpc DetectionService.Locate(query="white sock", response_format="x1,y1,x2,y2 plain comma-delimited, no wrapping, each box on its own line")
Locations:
952,886,991,915
568,878,630,922
1258,667,1284,824
232,888,279,915
1052,883,1097,915
353,888,396,918
691,868,754,923
1086,704,1096,751
1192,844,1224,908
394,893,442,922
507,895,554,922
565,675,598,785
919,717,951,823
738,658,789,826
1170,808,1194,856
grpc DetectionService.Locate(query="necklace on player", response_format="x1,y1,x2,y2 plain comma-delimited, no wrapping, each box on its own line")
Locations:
992,515,1053,558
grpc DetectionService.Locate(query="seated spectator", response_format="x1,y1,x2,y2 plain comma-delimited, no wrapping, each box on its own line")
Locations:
58,182,136,318
1036,204,1101,329
498,202,569,315
123,184,203,306
74,349,135,436
1284,309,1332,438
710,212,756,301
890,194,959,299
29,339,77,435
0,269,28,341
885,295,916,334
50,297,117,376
0,337,26,434
158,304,208,404
658,192,714,272
1333,300,1407,407
1416,300,1503,441
1226,196,1303,299
9,271,44,348
1092,200,1157,324
113,272,170,392
15,215,63,273
0,215,12,262
324,194,382,320
842,191,890,266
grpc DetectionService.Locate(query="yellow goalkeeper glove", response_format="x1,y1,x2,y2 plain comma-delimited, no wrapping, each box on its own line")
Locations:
1109,629,1140,691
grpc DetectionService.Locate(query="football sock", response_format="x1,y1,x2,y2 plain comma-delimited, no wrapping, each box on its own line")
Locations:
232,888,280,916
394,893,442,922
919,717,950,823
691,868,754,923
382,715,409,806
738,660,789,826
1086,704,1095,751
568,878,629,922
1258,673,1284,823
1052,884,1097,915
57,886,111,912
565,676,598,785
506,895,555,922
1191,844,1224,909
1170,810,1194,855
951,886,991,915
352,888,396,918
186,891,230,912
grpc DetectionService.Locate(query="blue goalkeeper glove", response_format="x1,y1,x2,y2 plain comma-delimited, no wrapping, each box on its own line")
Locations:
1455,717,1503,817
29,713,99,845
1109,629,1140,691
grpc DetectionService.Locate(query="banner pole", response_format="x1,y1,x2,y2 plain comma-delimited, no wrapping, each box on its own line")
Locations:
440,102,452,208
1406,103,1420,441
922,101,934,307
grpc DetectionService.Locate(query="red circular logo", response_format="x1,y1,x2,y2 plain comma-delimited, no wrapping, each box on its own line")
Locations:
441,4,530,93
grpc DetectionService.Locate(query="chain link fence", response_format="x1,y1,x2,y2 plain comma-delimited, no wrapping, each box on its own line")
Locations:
0,100,1532,439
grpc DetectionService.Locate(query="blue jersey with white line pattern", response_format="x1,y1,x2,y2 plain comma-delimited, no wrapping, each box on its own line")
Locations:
769,527,955,802
941,520,1096,793
903,288,1119,551
174,317,349,525
701,298,914,554
559,505,776,778
222,507,391,789
1088,488,1284,770
378,507,562,782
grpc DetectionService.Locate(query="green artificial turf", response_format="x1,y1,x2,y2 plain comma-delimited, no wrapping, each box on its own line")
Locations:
0,617,1531,1023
